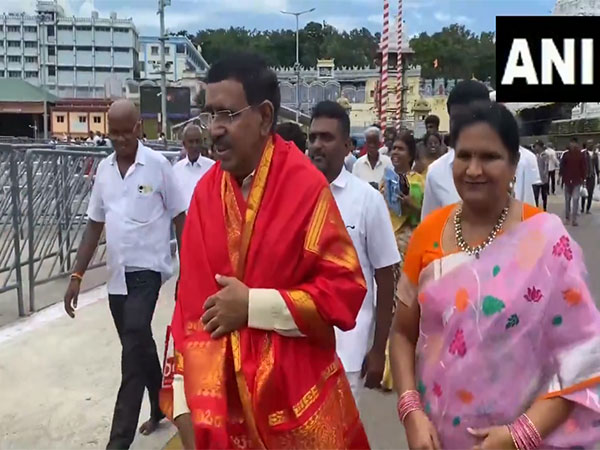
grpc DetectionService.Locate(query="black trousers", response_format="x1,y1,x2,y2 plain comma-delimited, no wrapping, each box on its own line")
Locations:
548,170,556,194
106,271,164,450
581,176,596,213
533,183,549,211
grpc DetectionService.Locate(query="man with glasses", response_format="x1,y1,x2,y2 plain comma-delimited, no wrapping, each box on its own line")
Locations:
63,99,187,449
161,53,370,449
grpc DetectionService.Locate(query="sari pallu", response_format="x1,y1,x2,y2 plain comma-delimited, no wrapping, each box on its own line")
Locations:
409,213,600,448
163,135,370,449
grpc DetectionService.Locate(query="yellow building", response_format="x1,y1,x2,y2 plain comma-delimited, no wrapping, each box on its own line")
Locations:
51,99,111,138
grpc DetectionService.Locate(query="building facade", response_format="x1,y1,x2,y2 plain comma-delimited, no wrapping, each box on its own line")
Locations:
139,35,209,81
50,98,111,138
0,1,139,98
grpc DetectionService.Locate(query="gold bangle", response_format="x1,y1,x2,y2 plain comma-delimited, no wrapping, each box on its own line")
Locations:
70,272,84,282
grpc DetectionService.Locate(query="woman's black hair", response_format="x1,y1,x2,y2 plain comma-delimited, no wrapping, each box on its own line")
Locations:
423,131,443,146
393,130,417,165
450,101,520,164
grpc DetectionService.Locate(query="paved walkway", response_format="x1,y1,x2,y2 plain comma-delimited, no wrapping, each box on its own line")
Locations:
1,193,599,449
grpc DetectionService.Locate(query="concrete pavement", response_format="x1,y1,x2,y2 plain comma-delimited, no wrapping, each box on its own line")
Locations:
0,192,598,449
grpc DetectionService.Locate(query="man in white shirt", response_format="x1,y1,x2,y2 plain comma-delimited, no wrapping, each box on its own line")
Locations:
545,143,560,194
63,100,187,449
309,100,400,401
353,126,393,187
173,124,215,208
422,80,540,219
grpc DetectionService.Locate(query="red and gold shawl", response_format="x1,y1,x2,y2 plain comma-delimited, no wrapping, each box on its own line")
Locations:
160,134,369,449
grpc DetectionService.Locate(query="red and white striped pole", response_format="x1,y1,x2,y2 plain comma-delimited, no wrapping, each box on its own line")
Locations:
395,0,403,130
380,0,390,133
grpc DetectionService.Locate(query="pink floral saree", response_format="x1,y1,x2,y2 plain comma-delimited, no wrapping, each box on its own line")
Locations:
411,212,600,448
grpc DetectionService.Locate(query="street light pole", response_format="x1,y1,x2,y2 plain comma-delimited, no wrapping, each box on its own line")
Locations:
158,0,168,139
281,8,315,123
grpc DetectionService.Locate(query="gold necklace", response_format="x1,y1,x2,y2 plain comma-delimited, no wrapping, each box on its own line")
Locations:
454,205,510,259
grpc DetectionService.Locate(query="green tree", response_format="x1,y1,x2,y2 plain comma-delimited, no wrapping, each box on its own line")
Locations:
410,25,495,86
189,22,379,69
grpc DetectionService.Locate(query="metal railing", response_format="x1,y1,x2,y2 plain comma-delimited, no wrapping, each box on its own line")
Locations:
0,144,109,316
1,144,183,318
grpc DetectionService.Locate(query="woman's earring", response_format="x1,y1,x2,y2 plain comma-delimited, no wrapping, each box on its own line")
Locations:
508,176,516,197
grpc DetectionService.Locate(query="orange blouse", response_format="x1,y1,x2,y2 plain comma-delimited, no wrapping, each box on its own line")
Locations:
403,203,541,285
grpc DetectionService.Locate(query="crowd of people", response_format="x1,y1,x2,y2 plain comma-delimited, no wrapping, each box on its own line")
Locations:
61,52,600,450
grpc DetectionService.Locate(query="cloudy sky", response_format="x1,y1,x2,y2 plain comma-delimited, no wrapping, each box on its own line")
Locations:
3,0,557,36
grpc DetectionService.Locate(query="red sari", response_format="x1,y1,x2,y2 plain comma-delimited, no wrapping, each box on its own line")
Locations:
160,134,370,449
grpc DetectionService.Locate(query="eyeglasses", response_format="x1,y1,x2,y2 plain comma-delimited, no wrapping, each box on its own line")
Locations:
199,105,253,128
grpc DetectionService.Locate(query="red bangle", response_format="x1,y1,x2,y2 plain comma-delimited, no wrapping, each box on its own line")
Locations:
397,390,423,422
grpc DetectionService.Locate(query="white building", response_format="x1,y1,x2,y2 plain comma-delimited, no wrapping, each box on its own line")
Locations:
0,1,139,98
139,35,209,81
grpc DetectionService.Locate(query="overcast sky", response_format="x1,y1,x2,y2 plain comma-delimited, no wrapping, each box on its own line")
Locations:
3,0,557,37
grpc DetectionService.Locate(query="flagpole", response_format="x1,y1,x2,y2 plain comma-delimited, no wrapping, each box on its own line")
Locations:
395,0,403,130
380,0,390,133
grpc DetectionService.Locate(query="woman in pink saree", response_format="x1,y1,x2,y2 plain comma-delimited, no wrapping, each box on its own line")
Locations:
390,101,600,449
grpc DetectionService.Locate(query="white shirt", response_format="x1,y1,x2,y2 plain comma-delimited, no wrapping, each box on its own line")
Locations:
545,147,559,171
421,147,541,220
352,154,393,185
87,141,187,295
173,155,215,208
330,169,400,372
344,153,357,172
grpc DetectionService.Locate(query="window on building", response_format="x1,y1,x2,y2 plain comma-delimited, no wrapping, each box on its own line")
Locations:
139,61,145,72
7,26,21,32
25,56,37,63
48,46,56,56
25,41,37,48
0,26,4,32
48,66,56,76
96,67,111,72
57,45,73,50
8,71,21,78
56,115,65,123
93,116,101,124
164,46,170,55
114,27,129,33
95,26,110,32
114,47,129,53
78,66,92,71
25,71,38,78
0,56,4,63
57,25,72,31
151,46,159,56
95,46,111,52
7,41,20,48
24,26,37,33
77,46,92,51
47,26,55,37
114,67,130,73
75,26,92,31
8,56,21,63
176,44,185,54
78,116,87,123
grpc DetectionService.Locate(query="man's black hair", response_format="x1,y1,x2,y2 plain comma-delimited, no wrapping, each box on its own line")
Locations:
447,80,490,114
276,122,306,151
207,53,281,130
424,114,440,127
351,137,358,147
310,101,351,138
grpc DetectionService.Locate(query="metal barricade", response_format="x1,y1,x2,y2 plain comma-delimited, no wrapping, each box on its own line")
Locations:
1,145,182,318
0,144,109,316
